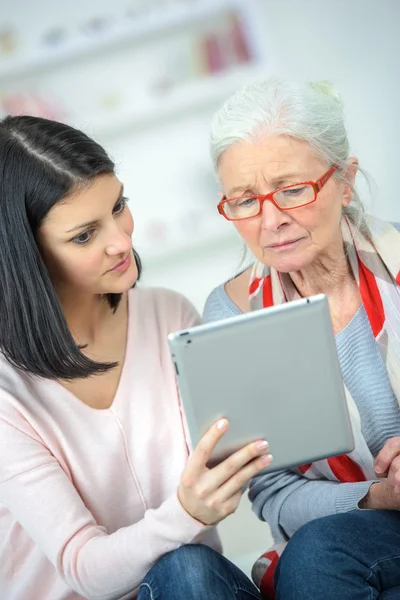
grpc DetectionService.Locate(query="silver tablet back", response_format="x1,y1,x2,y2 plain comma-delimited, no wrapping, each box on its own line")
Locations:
168,294,354,472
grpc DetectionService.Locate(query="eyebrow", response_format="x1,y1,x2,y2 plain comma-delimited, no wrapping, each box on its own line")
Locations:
227,173,303,197
66,184,124,233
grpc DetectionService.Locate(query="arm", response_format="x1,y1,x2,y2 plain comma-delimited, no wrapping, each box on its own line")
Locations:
0,400,272,600
249,468,375,541
0,413,208,600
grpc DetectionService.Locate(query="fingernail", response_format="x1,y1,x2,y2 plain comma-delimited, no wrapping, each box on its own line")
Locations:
261,453,273,464
256,441,269,451
375,466,383,474
217,419,228,430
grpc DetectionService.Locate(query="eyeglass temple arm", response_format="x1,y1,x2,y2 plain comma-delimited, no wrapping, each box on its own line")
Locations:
316,164,339,191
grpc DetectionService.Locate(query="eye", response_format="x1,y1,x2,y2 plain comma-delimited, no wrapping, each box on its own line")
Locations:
282,186,306,196
113,196,128,215
72,229,94,245
230,196,256,208
238,197,257,207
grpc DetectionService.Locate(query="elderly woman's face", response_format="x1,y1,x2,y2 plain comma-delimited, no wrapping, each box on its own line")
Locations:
218,135,353,273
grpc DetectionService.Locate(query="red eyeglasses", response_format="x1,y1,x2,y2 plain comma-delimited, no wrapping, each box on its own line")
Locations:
218,164,339,221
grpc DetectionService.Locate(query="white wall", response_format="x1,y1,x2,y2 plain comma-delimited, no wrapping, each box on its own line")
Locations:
256,0,400,222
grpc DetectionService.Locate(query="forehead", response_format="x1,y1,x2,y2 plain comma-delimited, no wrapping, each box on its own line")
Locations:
218,135,320,191
42,174,121,230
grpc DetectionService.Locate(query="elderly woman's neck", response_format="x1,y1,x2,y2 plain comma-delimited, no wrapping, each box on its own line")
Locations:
289,247,354,298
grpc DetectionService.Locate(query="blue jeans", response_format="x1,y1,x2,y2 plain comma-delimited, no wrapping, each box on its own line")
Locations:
275,509,400,599
137,544,262,599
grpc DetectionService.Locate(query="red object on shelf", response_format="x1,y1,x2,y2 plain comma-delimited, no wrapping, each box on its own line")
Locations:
231,13,252,63
205,33,223,74
1,92,66,121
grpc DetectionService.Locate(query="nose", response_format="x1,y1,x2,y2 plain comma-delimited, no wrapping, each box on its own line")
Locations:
105,221,133,256
260,198,290,231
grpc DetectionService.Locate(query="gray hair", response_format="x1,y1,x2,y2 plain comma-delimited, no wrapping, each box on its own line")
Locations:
210,77,370,233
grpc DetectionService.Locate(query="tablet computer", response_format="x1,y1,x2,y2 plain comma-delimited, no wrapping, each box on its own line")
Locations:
168,294,354,473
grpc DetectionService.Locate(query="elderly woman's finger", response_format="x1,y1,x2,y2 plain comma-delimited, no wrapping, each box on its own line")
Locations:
374,437,400,476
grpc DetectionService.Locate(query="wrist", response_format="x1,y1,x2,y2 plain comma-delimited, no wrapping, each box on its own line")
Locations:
358,482,377,509
177,489,209,527
359,481,392,510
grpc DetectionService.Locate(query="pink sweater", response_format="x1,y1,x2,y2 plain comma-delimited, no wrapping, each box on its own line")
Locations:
0,286,221,600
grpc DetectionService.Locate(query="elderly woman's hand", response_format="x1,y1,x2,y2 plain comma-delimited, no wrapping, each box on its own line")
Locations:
375,437,400,494
359,479,400,510
359,438,400,510
178,418,272,526
375,437,400,493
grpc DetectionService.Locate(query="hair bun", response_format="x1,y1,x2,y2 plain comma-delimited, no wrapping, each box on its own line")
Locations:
308,80,343,107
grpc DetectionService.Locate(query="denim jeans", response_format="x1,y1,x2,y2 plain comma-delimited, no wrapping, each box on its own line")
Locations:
275,509,400,600
137,544,262,599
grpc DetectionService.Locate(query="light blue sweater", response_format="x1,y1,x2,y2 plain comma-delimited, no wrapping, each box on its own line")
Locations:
202,227,400,543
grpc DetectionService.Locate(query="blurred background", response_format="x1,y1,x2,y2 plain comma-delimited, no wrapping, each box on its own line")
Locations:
1,0,399,577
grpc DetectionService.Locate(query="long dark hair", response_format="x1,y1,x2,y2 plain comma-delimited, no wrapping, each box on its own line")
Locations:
0,115,142,380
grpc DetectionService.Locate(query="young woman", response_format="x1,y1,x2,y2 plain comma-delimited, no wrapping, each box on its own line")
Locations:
0,115,272,600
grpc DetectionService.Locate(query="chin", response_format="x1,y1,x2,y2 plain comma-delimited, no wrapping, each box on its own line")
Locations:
262,252,314,274
274,262,306,274
105,264,139,294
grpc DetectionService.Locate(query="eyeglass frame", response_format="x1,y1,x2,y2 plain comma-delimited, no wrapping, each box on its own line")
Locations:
217,164,339,221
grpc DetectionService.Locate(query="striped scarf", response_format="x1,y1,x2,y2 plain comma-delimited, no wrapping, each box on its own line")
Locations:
249,215,400,599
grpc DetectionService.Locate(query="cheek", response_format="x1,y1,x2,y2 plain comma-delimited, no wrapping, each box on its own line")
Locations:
292,195,342,239
234,221,259,245
60,249,102,283
312,197,342,242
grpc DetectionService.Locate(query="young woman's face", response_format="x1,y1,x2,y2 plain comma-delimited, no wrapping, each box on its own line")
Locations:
38,174,138,297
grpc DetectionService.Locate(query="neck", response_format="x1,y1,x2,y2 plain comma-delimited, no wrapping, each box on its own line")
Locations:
289,236,354,298
57,289,117,347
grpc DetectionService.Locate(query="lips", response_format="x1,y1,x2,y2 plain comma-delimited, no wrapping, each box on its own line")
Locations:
267,238,303,249
108,252,131,272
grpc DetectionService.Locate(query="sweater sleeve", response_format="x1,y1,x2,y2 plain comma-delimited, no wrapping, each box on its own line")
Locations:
0,408,211,600
249,468,375,542
202,284,242,323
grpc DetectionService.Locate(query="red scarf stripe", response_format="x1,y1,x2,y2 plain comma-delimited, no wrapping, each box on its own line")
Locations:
396,270,400,286
249,277,262,296
327,455,366,482
259,550,279,600
298,457,365,482
298,463,312,474
262,275,273,307
358,257,385,337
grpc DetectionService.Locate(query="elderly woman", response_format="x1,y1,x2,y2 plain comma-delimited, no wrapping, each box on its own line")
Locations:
203,78,400,600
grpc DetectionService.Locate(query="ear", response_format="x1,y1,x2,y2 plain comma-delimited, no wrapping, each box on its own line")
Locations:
341,157,359,208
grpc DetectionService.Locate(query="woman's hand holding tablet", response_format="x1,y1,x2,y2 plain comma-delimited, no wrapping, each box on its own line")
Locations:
178,418,273,526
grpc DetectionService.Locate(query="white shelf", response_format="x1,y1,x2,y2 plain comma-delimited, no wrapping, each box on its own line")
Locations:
81,64,264,138
0,0,238,83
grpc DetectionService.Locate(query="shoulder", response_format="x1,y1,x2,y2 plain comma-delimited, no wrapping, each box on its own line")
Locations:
203,266,252,323
129,285,200,333
393,222,400,232
0,355,42,440
365,215,400,235
225,267,252,312
0,352,30,400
